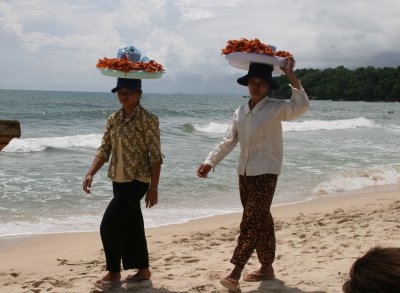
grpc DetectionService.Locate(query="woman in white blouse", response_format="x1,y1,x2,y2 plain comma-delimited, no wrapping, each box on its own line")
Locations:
196,56,309,292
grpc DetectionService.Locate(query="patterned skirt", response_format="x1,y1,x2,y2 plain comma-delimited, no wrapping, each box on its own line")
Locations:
230,173,278,268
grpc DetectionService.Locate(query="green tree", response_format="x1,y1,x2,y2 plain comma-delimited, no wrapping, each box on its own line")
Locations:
272,66,400,102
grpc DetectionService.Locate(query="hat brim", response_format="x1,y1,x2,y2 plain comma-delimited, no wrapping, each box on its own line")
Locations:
237,74,279,90
110,86,142,93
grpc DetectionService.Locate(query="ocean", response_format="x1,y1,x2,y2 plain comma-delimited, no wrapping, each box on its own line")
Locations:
1,89,399,238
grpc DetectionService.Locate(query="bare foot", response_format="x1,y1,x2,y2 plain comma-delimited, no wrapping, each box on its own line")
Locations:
258,264,274,276
242,265,275,282
100,271,121,282
126,268,151,282
220,277,240,292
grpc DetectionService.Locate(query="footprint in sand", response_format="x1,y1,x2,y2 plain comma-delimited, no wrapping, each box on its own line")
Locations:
172,237,189,244
181,256,200,263
287,240,296,248
191,284,216,292
184,258,200,264
208,271,223,280
165,274,175,280
164,256,177,262
31,280,45,288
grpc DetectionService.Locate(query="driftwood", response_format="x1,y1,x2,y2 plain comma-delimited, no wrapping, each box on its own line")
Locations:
0,120,21,151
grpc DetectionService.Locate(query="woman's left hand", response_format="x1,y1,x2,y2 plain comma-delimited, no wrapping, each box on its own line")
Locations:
145,189,158,208
280,55,301,90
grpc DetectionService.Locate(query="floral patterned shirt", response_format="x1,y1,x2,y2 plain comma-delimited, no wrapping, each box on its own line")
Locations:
96,104,163,182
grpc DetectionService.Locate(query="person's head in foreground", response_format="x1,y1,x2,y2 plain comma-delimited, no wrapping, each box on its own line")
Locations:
237,63,278,100
343,246,400,293
111,78,142,108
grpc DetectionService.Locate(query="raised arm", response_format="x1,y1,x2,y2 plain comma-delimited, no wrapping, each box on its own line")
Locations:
278,55,310,121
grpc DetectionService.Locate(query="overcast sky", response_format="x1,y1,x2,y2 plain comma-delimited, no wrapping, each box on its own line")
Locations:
1,0,399,94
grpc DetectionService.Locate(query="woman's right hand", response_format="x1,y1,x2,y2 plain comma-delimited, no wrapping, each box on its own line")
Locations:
82,174,93,194
281,55,300,90
196,164,212,178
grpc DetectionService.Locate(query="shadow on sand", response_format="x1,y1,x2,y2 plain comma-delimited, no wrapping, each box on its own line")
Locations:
91,278,327,293
247,278,327,293
91,284,176,293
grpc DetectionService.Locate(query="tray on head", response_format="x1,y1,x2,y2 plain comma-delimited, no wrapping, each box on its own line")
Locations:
98,68,165,79
226,52,288,73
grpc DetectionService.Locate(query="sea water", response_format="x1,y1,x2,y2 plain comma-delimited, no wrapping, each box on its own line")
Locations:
1,89,399,237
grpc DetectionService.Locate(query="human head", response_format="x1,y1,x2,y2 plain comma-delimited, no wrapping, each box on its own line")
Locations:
111,78,142,94
237,63,278,90
343,246,400,293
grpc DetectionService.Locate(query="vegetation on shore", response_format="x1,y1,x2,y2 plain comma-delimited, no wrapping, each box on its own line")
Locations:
273,66,400,102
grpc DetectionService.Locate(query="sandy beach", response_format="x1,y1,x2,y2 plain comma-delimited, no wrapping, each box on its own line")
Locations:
0,185,399,293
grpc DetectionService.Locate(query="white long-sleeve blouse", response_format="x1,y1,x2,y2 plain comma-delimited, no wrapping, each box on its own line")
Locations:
204,85,309,176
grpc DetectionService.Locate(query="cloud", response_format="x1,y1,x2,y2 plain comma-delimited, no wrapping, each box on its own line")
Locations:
111,0,166,27
0,0,399,93
0,1,123,51
0,2,23,35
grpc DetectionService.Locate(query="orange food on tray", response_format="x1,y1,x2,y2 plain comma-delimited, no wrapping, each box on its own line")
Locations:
221,38,291,58
96,58,165,73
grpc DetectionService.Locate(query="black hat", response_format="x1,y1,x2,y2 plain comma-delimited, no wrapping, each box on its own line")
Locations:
237,63,278,89
111,78,142,93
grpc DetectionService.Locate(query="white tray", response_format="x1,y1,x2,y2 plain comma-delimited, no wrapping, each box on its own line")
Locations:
226,52,288,73
98,68,165,79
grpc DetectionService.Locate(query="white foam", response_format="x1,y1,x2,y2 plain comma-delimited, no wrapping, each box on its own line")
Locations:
192,117,377,134
386,124,400,133
283,117,376,132
0,207,240,238
311,165,400,195
0,215,102,238
193,122,231,134
3,134,102,152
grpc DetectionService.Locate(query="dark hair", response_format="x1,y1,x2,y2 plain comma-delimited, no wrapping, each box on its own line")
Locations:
343,246,400,293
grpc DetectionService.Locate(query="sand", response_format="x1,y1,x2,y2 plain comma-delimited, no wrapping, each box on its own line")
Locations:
0,185,399,293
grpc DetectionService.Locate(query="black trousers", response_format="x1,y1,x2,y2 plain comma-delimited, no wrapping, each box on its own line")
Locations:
100,180,150,273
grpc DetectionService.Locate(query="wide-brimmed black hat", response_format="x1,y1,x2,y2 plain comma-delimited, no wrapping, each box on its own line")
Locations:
237,63,278,89
111,78,142,93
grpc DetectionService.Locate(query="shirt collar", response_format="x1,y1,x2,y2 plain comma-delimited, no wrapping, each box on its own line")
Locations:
244,96,269,115
116,105,142,124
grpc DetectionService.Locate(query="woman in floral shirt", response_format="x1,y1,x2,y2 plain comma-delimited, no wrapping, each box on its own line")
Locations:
83,78,163,291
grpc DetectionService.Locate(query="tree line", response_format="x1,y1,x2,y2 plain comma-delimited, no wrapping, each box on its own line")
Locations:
273,66,400,102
